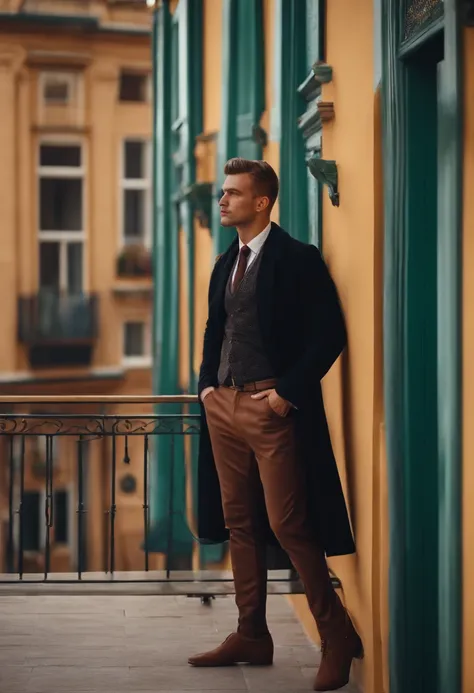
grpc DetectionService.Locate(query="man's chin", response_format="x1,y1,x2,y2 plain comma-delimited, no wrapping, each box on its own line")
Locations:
220,217,234,227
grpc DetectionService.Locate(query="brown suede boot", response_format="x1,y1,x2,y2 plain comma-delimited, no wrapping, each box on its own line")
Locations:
188,632,274,667
313,614,363,691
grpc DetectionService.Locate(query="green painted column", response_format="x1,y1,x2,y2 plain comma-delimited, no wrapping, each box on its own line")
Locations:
213,0,265,256
278,0,309,241
212,0,237,257
150,0,193,564
381,3,413,691
437,2,462,690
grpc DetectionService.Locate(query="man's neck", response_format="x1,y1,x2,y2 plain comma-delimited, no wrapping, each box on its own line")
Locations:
236,220,271,246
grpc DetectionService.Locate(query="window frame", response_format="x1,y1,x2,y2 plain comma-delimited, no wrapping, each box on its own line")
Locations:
37,136,87,293
122,319,152,368
119,138,152,249
38,71,84,128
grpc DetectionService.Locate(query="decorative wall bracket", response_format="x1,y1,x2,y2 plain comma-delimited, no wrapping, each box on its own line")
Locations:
312,61,333,86
307,156,340,207
184,182,213,228
317,101,335,123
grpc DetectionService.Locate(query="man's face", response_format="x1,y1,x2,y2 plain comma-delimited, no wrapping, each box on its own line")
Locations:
219,174,265,227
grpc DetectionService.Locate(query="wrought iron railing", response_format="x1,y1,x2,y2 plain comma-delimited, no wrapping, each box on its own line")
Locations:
18,293,98,344
0,396,303,598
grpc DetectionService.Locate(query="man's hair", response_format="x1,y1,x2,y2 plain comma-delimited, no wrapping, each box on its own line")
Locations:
224,157,279,208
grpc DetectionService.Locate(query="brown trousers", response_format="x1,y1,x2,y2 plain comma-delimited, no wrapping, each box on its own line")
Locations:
204,384,344,639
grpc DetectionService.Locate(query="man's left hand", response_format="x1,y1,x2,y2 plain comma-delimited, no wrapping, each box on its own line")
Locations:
251,388,292,417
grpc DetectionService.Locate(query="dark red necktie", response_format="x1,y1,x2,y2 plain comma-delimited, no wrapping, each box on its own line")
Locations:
232,245,251,292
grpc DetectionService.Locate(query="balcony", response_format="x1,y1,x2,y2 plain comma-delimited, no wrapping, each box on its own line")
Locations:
0,395,351,693
18,293,98,367
0,395,300,585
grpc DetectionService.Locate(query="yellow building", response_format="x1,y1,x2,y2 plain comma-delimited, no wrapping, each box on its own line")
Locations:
153,1,473,692
0,0,154,574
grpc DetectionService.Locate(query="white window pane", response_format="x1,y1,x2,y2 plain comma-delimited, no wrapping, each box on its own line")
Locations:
125,141,145,179
40,145,81,167
40,242,60,290
67,242,83,294
40,178,83,231
124,322,145,357
124,189,145,241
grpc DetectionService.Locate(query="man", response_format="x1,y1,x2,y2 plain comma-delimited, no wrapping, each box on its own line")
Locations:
189,158,362,691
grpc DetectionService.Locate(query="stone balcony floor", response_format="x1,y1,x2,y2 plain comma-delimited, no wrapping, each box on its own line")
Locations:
0,594,359,692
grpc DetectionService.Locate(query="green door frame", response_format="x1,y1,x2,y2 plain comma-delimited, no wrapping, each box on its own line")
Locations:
381,1,463,691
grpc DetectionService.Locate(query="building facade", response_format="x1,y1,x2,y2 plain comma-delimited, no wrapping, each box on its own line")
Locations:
153,1,474,691
0,0,154,574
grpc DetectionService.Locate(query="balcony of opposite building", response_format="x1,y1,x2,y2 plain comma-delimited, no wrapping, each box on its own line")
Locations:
18,293,98,368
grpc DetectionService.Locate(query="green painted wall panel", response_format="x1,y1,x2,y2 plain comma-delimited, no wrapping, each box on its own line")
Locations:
404,58,439,691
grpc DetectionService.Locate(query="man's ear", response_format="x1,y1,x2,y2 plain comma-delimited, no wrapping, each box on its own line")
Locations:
257,196,270,212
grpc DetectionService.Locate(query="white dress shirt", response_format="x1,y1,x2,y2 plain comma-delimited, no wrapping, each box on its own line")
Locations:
231,222,272,284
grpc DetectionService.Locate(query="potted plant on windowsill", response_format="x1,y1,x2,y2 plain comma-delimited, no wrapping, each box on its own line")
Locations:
117,244,152,278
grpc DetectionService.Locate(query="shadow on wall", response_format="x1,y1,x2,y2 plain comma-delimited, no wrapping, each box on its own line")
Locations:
339,347,358,544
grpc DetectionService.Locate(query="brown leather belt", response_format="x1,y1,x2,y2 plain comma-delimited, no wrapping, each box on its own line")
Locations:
227,377,277,392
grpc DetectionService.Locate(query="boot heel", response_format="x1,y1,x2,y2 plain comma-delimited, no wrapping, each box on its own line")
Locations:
248,655,274,666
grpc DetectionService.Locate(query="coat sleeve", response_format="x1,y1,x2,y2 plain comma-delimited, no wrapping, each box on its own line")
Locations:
275,245,347,409
198,262,223,398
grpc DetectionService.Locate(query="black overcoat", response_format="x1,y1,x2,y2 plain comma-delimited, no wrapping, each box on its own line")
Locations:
196,223,355,557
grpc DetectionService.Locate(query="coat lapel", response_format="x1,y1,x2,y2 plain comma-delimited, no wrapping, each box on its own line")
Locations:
209,236,238,320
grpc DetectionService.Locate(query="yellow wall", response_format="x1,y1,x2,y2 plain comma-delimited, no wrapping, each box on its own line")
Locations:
286,2,387,692
323,3,382,690
463,27,474,693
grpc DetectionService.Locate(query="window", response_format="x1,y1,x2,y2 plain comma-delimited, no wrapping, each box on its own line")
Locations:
121,140,151,246
39,72,84,129
119,72,149,102
38,141,85,293
42,72,73,105
123,321,151,366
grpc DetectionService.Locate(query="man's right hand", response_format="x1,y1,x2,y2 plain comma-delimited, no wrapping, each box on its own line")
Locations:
201,386,215,402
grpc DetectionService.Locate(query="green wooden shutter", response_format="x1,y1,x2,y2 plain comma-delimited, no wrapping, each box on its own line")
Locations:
236,0,265,159
213,0,265,255
278,0,309,242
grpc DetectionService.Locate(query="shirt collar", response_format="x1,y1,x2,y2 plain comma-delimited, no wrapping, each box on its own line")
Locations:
238,222,272,255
